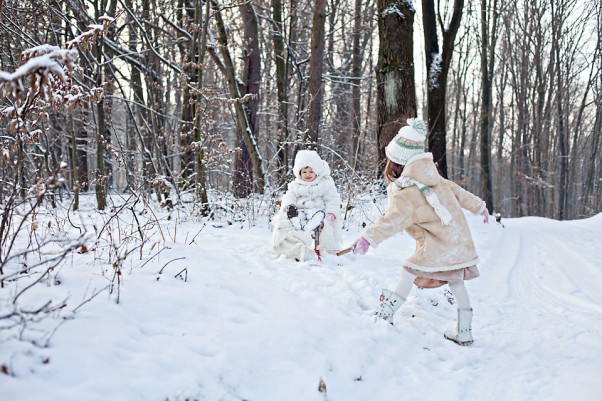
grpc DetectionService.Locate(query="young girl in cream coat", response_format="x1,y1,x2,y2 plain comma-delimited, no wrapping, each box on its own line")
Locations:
272,150,343,261
352,118,489,346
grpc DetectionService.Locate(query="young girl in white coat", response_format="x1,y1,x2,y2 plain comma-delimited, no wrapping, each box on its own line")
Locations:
271,150,343,261
352,118,489,346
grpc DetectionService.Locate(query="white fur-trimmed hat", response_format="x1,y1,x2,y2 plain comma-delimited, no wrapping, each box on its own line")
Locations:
292,149,330,178
385,118,428,165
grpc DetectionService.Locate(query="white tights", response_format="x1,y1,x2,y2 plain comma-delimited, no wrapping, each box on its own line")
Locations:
393,268,415,299
448,280,472,309
393,268,472,309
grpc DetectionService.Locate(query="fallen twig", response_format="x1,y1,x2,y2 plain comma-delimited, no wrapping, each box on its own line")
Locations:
158,257,185,274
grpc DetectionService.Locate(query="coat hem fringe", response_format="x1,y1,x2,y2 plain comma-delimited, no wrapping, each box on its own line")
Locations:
403,258,480,272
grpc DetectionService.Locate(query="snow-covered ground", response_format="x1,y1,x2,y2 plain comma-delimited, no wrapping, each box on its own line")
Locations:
1,196,601,401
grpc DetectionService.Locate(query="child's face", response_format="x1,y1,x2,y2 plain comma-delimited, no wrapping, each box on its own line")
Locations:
300,167,316,182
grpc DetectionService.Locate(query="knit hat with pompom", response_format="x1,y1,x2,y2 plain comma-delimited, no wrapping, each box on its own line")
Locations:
385,118,428,165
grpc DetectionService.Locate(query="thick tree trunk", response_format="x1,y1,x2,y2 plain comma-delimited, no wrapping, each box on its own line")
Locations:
376,0,417,176
233,1,261,197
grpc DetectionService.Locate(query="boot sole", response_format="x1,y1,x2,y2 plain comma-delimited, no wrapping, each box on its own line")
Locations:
444,334,473,346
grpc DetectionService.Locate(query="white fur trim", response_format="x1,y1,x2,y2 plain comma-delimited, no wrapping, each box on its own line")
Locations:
293,150,330,178
405,152,433,166
403,257,480,273
362,235,379,248
474,202,487,215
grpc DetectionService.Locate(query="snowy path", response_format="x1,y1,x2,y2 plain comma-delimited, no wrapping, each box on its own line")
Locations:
466,217,602,401
2,213,601,401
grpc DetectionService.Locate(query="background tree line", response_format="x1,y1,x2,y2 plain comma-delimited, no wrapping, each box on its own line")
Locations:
0,0,599,220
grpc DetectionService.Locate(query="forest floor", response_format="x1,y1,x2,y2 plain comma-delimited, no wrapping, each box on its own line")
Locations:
1,194,601,401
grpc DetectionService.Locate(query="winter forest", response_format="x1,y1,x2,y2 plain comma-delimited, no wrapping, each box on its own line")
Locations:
1,0,600,219
1,0,602,400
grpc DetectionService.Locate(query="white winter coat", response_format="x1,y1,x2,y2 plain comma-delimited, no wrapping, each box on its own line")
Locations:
271,150,343,261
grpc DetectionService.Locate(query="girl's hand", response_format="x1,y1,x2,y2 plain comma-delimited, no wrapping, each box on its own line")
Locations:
481,208,490,224
325,213,336,223
352,237,370,255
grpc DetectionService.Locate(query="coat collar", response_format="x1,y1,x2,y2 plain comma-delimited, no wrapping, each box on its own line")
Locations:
402,153,440,187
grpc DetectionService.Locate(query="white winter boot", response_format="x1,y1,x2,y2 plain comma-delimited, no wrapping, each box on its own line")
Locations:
444,308,473,346
374,289,406,324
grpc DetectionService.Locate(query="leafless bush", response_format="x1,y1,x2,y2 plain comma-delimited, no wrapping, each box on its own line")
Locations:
0,18,112,361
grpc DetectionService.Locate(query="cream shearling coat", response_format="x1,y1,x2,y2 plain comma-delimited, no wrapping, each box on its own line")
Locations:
271,151,343,260
363,153,486,273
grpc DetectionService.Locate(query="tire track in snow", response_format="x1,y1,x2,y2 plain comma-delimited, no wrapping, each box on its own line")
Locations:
465,219,602,401
509,224,602,316
459,223,560,400
533,224,602,315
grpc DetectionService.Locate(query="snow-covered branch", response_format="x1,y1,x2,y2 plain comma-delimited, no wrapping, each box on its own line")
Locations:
66,16,114,51
0,18,111,134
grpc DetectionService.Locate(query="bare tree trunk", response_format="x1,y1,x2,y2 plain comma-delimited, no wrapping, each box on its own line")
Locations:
95,99,107,210
479,0,497,211
495,59,508,214
327,0,351,158
582,95,601,215
69,115,79,211
212,0,265,194
306,0,328,147
350,0,363,166
581,25,601,216
551,0,568,220
193,0,211,209
124,0,152,191
233,1,261,197
94,0,107,210
569,46,596,217
271,0,290,185
290,2,307,144
448,17,472,182
376,0,417,176
422,0,464,178
468,84,480,188
180,0,197,182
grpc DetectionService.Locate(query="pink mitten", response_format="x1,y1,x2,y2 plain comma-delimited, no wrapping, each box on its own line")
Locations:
325,213,336,223
352,237,370,255
481,208,490,224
